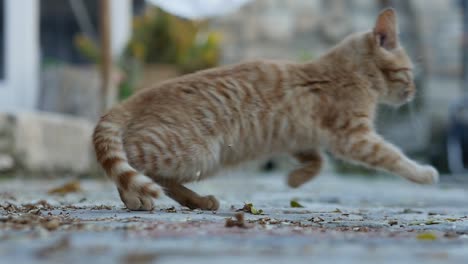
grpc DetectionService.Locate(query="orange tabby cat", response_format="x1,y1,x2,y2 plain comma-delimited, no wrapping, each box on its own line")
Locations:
93,8,438,211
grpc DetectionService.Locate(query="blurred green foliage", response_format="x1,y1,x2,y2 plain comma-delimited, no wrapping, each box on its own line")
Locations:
74,7,221,100
126,7,221,72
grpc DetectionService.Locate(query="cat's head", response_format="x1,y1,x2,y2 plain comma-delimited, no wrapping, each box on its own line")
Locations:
368,8,415,106
333,8,415,106
360,8,415,107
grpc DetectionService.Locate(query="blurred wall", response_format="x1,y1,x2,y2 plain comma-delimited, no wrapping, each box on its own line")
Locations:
212,0,461,78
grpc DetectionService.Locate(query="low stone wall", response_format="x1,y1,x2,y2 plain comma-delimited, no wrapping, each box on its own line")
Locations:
0,112,101,178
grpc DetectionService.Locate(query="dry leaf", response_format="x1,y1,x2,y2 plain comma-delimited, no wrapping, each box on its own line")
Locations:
48,180,82,195
290,200,304,208
417,232,438,241
310,217,325,223
401,208,423,214
225,213,250,228
424,220,441,225
164,206,177,213
239,203,264,215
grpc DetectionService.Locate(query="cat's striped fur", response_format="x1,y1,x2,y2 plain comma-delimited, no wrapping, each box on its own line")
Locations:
93,9,438,211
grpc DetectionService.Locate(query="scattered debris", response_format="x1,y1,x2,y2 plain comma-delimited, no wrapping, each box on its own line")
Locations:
425,220,441,225
225,213,249,228
238,203,264,215
388,220,398,226
282,210,314,214
163,206,177,213
400,209,423,214
310,217,325,223
24,200,54,211
353,227,370,232
90,205,113,210
0,212,71,231
408,219,442,226
0,202,19,213
48,180,82,195
290,200,304,208
253,217,275,225
0,200,53,214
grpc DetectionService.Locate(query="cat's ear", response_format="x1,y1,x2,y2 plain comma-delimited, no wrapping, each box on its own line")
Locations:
373,8,399,51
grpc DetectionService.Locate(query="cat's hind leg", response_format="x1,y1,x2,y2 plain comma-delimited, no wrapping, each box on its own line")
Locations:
288,150,323,188
159,181,220,211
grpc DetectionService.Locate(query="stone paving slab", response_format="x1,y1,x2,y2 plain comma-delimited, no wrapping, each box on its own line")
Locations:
1,172,468,264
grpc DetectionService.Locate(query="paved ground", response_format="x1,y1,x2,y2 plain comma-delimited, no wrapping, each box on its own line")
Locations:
1,171,468,264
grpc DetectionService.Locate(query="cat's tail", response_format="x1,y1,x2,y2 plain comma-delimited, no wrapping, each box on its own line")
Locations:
92,109,163,204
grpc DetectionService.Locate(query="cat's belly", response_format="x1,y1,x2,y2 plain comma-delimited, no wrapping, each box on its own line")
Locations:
124,117,316,183
125,138,222,183
125,134,278,183
218,132,308,167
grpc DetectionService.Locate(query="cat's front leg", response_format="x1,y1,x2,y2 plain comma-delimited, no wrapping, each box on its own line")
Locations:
288,150,323,188
331,131,439,184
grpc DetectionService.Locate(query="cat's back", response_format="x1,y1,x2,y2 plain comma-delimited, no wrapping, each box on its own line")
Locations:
123,59,295,115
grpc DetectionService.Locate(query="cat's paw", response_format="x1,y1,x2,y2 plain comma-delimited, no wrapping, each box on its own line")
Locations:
287,170,307,188
414,165,439,185
200,195,220,211
118,189,155,211
287,168,320,188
